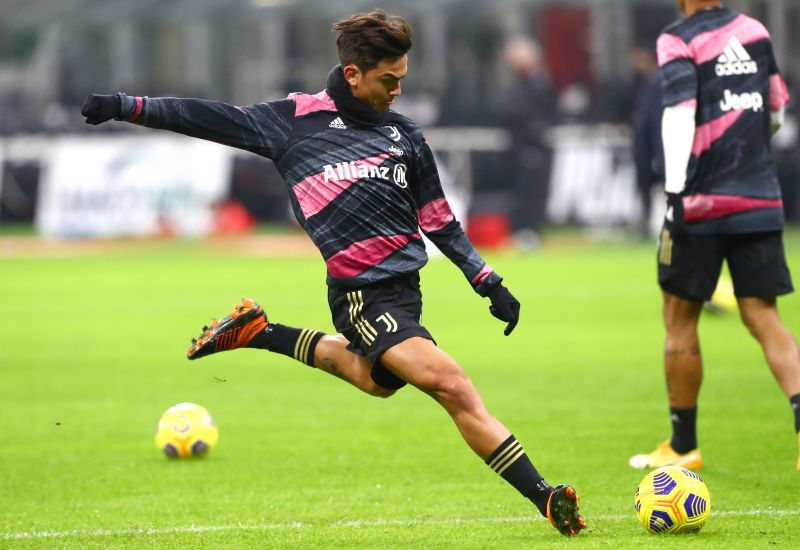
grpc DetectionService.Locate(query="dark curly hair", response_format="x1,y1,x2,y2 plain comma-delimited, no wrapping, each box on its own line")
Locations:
332,9,413,71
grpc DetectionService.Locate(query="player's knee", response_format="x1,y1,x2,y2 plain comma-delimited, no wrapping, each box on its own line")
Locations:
664,317,699,341
433,369,478,412
740,310,770,340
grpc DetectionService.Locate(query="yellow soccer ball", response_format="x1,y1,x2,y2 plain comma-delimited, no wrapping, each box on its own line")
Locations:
155,402,219,458
706,277,737,313
635,466,711,534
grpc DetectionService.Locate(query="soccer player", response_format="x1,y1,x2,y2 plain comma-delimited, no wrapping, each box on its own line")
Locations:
82,10,585,535
629,0,800,472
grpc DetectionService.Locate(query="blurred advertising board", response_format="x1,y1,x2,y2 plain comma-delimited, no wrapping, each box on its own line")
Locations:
36,136,232,238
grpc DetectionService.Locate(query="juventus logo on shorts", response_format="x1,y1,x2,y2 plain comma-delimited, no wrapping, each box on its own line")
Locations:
376,312,398,333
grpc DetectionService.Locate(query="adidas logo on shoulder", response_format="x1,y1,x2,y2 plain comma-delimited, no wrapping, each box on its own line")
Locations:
715,36,757,77
328,117,347,129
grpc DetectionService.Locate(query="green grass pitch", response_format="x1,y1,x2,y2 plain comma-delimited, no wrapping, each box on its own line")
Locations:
1,232,799,548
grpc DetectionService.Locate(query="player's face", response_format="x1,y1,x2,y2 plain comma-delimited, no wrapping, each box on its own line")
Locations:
675,0,688,13
345,55,408,112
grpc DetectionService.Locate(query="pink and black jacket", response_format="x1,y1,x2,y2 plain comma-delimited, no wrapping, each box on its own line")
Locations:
117,66,501,294
657,7,791,233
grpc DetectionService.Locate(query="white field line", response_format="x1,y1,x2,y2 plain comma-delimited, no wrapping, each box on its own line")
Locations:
2,509,799,541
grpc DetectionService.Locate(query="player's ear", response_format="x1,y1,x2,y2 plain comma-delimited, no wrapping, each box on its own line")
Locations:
343,64,361,87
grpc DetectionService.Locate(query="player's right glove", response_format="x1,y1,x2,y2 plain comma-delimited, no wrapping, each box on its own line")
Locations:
665,192,687,238
487,283,520,336
81,94,121,125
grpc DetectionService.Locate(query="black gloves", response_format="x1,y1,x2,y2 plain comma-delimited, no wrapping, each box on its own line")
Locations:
81,94,121,125
487,283,520,336
665,192,686,237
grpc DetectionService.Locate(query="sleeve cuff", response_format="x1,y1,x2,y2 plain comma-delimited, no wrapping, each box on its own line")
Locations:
116,93,145,123
474,271,502,297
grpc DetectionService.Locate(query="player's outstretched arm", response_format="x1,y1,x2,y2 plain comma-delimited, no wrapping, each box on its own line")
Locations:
411,140,520,334
80,93,295,159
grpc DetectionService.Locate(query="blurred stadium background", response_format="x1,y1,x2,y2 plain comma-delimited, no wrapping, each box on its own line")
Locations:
0,0,797,242
3,2,800,546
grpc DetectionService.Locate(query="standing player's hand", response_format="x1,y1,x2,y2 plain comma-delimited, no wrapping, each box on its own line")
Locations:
81,94,121,125
487,283,520,336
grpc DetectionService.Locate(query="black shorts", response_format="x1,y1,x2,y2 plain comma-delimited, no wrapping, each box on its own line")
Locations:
657,228,794,301
328,273,434,390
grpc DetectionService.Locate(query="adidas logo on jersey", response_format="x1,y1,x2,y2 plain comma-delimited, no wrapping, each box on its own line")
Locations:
720,89,764,112
715,36,757,77
328,117,347,129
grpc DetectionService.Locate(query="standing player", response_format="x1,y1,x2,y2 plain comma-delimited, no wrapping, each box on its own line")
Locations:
81,10,585,535
629,0,800,471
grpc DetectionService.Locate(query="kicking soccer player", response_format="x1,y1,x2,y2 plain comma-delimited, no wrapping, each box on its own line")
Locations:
629,0,800,472
82,10,585,535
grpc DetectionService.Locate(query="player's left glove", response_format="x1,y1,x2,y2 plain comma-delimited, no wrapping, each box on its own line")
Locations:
487,283,520,336
665,192,686,238
81,93,121,125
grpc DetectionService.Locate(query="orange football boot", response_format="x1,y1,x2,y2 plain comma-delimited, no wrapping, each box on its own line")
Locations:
187,298,267,360
546,485,586,537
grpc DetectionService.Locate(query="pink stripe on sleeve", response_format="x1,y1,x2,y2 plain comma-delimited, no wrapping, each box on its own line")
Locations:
770,74,790,110
692,110,743,157
657,33,691,67
293,154,391,219
417,198,455,232
677,99,697,109
129,96,144,123
471,265,493,285
689,14,770,65
288,90,337,117
326,233,421,278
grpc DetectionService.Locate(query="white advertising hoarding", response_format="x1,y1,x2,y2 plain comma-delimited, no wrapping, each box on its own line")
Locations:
36,135,232,238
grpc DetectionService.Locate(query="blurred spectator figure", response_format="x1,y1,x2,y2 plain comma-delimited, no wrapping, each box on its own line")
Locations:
0,93,27,135
630,43,664,237
773,76,800,224
437,37,481,127
493,36,558,249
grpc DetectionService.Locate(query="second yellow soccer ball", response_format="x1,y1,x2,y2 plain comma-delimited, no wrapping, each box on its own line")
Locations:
634,466,711,534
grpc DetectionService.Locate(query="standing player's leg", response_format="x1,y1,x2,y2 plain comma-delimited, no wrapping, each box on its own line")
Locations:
629,292,705,469
630,227,719,470
380,337,585,536
738,297,800,399
728,231,800,470
662,292,704,451
186,298,396,398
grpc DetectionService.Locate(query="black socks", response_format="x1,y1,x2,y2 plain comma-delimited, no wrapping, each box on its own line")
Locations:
670,406,698,454
248,323,324,367
486,435,553,516
790,394,800,433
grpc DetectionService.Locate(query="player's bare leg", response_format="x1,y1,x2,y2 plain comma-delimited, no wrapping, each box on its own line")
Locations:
662,292,704,408
738,297,800,397
630,292,704,469
381,337,506,456
381,337,585,536
313,335,396,398
738,297,800,470
187,299,395,398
